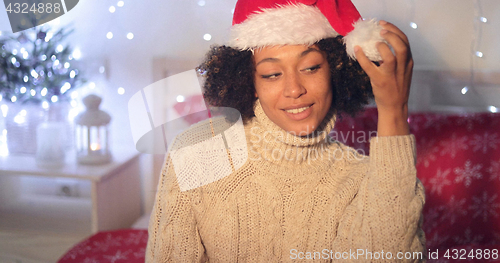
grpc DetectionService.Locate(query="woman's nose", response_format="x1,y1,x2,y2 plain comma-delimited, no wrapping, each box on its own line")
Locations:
282,72,306,98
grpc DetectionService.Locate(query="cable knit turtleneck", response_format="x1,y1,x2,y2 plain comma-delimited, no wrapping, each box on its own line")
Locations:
146,100,426,262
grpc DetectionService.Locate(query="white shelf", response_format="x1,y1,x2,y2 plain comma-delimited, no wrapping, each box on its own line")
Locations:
0,194,92,235
0,147,143,234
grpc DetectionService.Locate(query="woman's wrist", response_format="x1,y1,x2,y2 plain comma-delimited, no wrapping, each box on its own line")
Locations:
376,105,410,136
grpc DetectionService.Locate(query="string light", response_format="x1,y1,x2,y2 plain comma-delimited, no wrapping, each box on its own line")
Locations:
30,89,36,96
109,6,116,13
127,33,134,40
489,106,498,113
203,34,212,41
461,87,468,95
198,0,206,6
89,82,96,89
51,95,58,102
41,87,47,96
31,69,38,78
467,0,487,95
176,95,185,102
20,86,26,94
11,96,17,102
409,22,418,29
61,82,71,93
117,87,125,95
42,101,49,109
72,48,82,60
106,32,113,39
99,66,106,74
117,1,124,7
1,105,7,117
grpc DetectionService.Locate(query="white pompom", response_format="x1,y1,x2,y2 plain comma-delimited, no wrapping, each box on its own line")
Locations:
344,19,387,61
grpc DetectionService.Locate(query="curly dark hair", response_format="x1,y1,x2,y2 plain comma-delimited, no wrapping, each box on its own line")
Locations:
197,36,373,124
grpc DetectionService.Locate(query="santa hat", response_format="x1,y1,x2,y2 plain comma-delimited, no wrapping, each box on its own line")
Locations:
229,0,385,61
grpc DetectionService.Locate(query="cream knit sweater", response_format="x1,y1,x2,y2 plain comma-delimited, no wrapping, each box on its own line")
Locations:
146,100,426,262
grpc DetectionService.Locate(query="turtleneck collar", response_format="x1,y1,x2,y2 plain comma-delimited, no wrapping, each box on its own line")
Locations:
245,99,338,168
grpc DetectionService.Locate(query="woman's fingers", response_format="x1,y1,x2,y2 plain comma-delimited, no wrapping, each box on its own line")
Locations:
375,40,396,73
354,45,378,78
379,20,410,46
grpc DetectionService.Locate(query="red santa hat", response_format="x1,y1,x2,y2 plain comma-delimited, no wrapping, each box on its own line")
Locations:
229,0,385,61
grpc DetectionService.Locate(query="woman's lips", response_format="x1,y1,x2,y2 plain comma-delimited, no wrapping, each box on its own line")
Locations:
283,104,313,121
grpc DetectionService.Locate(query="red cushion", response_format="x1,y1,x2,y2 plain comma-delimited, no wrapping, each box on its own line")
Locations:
57,229,148,263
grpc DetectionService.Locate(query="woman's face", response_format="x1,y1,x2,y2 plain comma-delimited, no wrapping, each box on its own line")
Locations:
253,45,333,136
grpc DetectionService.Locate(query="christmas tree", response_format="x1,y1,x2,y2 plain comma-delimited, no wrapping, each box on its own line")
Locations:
0,26,84,104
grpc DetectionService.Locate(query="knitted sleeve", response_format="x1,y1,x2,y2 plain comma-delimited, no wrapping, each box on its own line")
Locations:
145,155,207,262
334,135,426,262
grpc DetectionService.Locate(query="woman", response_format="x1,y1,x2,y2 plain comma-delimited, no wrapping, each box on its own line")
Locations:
147,0,425,262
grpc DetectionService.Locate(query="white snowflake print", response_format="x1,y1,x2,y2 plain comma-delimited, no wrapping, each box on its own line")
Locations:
452,228,484,246
423,115,451,132
423,206,443,231
124,231,148,246
417,137,439,167
426,231,449,249
103,250,130,263
469,132,500,154
439,133,468,159
454,160,483,187
488,159,500,181
60,239,92,260
439,195,468,225
456,115,485,131
133,247,147,259
83,257,99,263
92,234,123,252
494,232,500,243
428,168,452,196
468,192,500,222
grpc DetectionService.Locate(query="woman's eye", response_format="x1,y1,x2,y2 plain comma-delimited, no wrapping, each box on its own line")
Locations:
261,73,281,79
302,64,321,73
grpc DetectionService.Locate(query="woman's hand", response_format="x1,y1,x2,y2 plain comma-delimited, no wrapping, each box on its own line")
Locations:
354,20,413,136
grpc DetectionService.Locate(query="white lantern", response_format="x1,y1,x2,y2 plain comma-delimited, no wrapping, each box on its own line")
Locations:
75,94,111,165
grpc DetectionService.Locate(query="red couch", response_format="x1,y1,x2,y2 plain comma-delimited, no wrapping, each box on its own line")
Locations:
59,108,500,262
334,108,500,262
